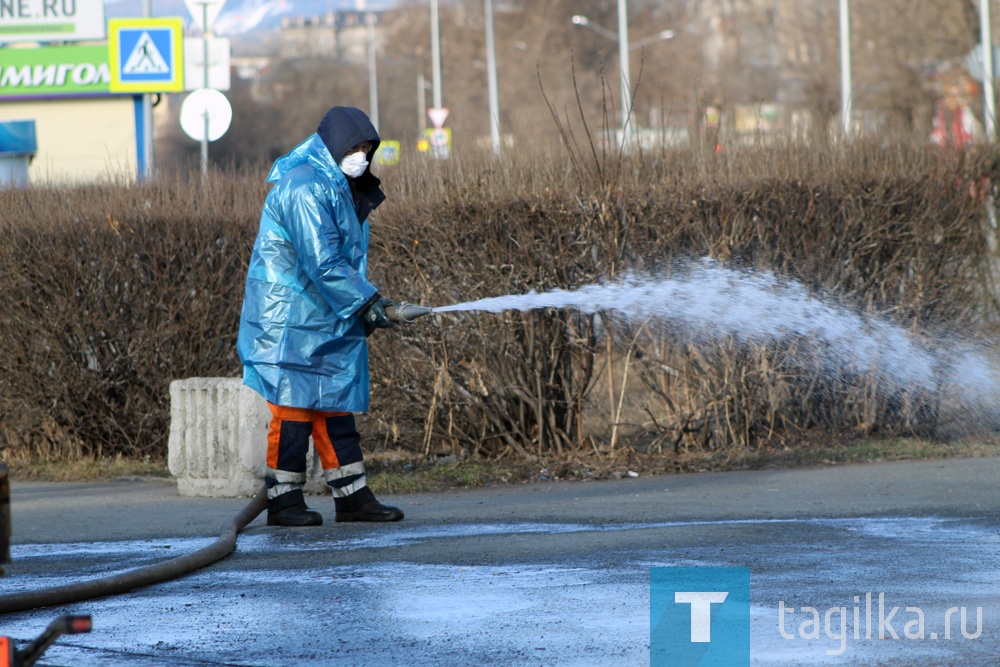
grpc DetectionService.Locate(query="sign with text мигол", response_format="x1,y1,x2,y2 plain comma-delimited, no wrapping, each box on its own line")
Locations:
0,44,111,99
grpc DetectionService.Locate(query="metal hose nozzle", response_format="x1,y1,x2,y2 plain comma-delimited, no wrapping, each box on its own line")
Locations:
385,302,433,324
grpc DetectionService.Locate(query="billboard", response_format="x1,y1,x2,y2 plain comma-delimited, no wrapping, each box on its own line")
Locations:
0,44,111,99
0,0,106,44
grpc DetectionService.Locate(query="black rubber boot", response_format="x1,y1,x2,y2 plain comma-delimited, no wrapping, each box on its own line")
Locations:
335,499,404,523
267,489,323,527
334,487,404,523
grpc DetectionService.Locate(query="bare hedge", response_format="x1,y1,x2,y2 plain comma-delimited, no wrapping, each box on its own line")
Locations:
0,142,995,460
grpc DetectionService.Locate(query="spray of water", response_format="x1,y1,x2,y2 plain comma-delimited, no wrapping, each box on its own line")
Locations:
433,259,1000,428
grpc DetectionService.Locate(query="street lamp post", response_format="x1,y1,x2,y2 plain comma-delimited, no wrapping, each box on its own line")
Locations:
571,14,617,41
571,13,673,144
631,30,675,49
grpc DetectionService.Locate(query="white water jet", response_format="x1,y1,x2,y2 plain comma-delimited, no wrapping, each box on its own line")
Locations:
434,260,1000,424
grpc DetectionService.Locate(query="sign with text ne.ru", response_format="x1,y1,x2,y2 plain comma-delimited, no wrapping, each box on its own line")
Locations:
0,44,111,99
0,0,105,45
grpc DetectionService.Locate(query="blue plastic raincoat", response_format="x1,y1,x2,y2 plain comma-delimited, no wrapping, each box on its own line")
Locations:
238,128,380,411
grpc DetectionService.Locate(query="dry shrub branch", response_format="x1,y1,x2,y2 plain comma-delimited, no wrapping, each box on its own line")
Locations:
0,142,995,461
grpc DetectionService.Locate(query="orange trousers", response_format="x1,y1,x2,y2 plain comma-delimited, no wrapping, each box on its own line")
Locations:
265,403,368,509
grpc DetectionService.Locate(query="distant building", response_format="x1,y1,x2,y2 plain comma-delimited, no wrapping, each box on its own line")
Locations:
278,11,377,64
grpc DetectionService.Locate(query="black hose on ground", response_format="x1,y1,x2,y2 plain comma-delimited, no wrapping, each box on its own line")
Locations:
0,487,267,615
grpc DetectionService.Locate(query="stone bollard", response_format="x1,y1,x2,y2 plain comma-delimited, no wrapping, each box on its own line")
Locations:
167,378,326,497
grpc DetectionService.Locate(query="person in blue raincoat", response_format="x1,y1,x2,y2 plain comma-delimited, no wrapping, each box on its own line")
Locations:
238,106,404,527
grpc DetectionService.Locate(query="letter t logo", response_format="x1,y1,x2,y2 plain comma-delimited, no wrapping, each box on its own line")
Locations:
674,592,730,642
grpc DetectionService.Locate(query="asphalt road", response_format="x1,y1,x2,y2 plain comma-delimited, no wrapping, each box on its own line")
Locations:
1,456,999,666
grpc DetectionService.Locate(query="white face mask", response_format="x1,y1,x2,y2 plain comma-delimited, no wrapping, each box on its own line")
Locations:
339,151,369,178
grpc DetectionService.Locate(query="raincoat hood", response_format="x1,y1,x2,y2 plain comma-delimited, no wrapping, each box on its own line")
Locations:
317,106,381,164
315,106,386,222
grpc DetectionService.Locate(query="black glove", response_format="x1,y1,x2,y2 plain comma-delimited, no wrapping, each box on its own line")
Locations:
361,294,400,337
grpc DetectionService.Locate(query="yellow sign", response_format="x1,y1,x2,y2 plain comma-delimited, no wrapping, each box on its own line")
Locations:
416,137,430,153
422,127,451,159
108,18,184,93
376,140,401,166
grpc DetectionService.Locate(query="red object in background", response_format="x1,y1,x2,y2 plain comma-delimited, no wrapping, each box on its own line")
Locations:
931,101,975,148
0,637,13,667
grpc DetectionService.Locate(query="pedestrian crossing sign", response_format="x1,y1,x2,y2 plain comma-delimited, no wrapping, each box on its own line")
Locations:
108,18,184,93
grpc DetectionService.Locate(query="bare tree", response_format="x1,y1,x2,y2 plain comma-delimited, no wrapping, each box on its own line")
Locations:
157,0,997,168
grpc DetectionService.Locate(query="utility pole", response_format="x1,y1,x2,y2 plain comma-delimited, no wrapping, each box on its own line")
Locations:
367,11,378,130
201,1,210,178
839,0,852,137
430,0,442,109
484,0,500,156
617,0,631,142
417,70,427,131
979,0,999,316
981,0,996,141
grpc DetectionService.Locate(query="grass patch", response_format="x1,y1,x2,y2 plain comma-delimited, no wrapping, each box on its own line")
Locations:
371,436,1000,493
737,437,999,469
3,437,996,490
368,460,525,495
3,454,169,483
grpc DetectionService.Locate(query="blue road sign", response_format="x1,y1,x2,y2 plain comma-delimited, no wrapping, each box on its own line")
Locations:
108,18,184,93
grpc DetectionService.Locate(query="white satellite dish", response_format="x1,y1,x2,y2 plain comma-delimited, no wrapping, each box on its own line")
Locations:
180,88,232,142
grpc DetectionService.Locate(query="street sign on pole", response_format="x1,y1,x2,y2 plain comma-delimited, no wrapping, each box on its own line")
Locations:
180,87,231,179
180,88,232,142
376,141,401,166
424,127,451,159
184,37,231,90
183,0,225,34
108,18,184,93
428,107,449,129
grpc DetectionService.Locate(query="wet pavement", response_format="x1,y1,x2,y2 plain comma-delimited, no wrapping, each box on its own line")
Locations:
1,456,999,666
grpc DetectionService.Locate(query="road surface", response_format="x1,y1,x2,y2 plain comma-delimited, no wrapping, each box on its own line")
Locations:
1,456,999,665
